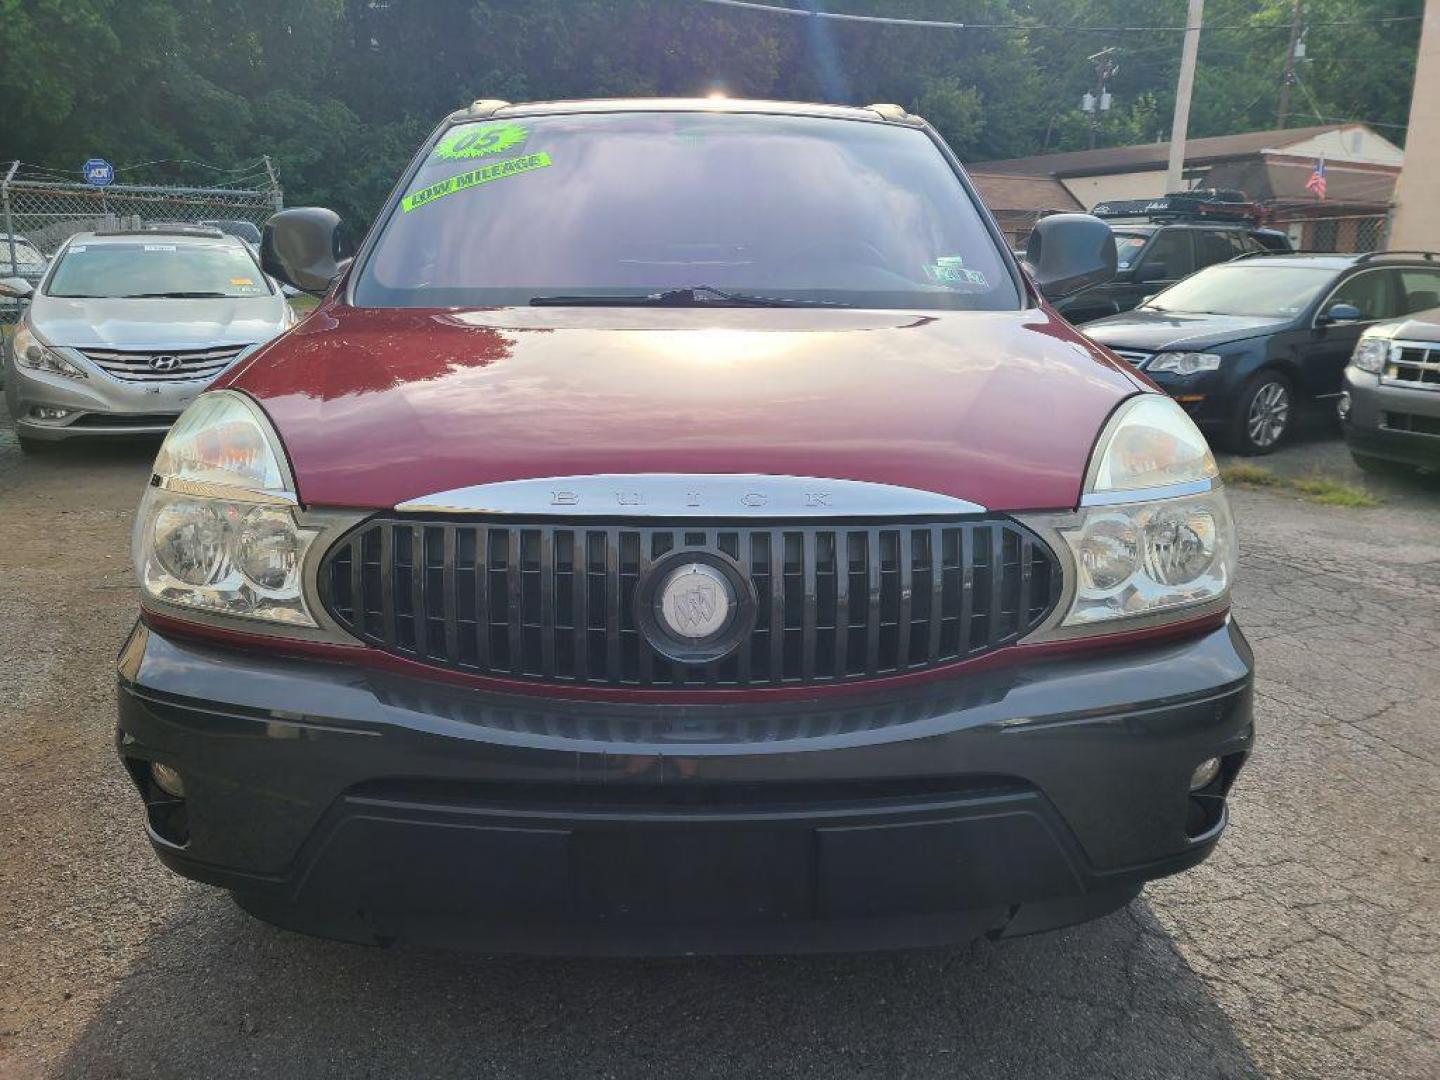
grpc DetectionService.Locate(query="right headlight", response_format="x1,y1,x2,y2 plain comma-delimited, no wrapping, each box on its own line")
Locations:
134,390,318,627
1349,335,1390,374
12,320,87,379
1147,351,1221,375
1022,395,1236,636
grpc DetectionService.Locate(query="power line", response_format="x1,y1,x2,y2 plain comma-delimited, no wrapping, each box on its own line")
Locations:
696,0,1423,34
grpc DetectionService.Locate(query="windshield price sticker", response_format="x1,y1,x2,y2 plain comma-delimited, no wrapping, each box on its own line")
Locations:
434,123,529,161
144,244,177,252
924,263,987,288
402,152,553,213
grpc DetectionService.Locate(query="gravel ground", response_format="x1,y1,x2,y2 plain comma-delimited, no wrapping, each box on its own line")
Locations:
1,406,1437,1080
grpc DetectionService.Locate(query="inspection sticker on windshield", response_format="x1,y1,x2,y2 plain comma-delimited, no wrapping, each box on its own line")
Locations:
230,277,255,287
433,123,529,161
144,244,177,252
402,152,553,213
924,263,987,288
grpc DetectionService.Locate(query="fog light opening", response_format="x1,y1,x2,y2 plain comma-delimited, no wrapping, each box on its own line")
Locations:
150,761,187,799
30,406,72,421
1189,756,1222,792
1336,392,1351,421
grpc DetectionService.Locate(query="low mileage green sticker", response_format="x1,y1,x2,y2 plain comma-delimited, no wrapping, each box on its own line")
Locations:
401,152,553,213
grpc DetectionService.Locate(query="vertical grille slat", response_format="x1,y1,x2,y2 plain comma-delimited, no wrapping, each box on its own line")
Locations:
323,516,1061,689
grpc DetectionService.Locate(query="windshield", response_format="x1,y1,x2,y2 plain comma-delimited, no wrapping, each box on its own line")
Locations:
45,240,272,299
1113,232,1150,270
1143,263,1334,317
355,111,1019,310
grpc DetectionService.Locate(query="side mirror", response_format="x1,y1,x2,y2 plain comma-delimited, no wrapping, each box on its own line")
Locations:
261,208,353,296
0,277,34,299
1136,262,1170,284
1319,302,1363,326
1025,214,1117,300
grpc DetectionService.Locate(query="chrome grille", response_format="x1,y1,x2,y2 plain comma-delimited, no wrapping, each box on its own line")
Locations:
320,517,1063,689
78,345,246,382
1109,348,1152,368
1385,341,1440,390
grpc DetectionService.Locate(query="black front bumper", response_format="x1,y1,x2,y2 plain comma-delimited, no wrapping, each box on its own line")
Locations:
116,619,1254,954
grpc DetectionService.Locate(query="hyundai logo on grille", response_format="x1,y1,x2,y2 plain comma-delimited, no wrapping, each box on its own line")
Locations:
148,354,182,372
659,563,731,639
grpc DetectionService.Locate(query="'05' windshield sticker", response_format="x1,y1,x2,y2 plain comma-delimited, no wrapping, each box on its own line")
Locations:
434,123,529,161
402,152,553,213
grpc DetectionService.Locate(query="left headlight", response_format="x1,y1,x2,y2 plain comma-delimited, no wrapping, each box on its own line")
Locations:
1148,351,1221,375
134,390,318,627
1022,395,1236,636
12,321,87,379
1349,335,1390,374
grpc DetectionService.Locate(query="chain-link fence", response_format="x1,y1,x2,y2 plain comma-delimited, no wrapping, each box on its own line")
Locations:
1280,213,1390,254
1,161,283,322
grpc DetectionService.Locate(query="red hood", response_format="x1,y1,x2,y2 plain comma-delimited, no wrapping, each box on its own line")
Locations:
222,304,1145,512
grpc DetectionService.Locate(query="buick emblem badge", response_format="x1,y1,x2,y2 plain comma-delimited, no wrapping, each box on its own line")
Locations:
658,563,731,640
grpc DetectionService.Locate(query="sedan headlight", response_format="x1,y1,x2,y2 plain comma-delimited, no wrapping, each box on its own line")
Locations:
1023,395,1236,635
12,321,87,379
134,390,318,627
1147,351,1221,375
1350,336,1390,374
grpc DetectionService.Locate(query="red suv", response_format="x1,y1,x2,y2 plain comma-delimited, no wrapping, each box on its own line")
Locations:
117,99,1252,954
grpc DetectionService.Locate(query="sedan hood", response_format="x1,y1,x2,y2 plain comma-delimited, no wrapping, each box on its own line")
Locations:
29,294,288,350
1082,309,1291,353
224,305,1146,513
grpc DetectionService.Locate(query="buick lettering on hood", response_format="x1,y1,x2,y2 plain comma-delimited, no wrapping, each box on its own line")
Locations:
116,98,1252,954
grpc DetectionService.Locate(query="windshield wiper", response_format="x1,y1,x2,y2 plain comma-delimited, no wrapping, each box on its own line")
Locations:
121,291,232,299
530,286,848,308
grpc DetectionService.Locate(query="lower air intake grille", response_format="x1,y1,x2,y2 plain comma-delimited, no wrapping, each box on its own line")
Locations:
320,518,1063,689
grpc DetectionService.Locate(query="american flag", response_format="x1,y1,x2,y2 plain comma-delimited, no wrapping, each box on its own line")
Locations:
1305,157,1327,200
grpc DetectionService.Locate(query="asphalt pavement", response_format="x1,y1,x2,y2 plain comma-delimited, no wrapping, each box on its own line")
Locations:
1,408,1436,1080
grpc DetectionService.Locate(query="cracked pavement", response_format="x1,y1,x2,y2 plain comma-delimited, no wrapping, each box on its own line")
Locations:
0,408,1436,1080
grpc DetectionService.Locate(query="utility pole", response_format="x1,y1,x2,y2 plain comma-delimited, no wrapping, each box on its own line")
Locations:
1165,0,1204,193
1083,47,1119,149
1277,0,1304,129
1389,0,1439,250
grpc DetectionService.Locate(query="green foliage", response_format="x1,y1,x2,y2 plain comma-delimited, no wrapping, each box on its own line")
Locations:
0,0,1422,226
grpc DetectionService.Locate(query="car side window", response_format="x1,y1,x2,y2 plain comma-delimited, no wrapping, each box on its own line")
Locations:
1327,270,1402,322
1138,229,1194,279
1396,268,1440,316
1194,230,1235,268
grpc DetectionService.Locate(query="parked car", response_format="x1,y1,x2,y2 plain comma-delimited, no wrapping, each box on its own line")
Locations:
1049,192,1292,325
1082,251,1440,454
1341,305,1440,474
117,98,1251,955
0,233,49,315
200,219,264,249
1,226,294,451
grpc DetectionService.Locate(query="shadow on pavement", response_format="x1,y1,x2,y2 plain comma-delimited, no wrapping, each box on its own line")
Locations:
53,889,1260,1080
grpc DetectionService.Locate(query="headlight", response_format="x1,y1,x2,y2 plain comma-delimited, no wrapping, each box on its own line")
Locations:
134,390,317,627
1022,395,1235,635
12,321,87,379
1148,351,1221,375
1350,336,1390,374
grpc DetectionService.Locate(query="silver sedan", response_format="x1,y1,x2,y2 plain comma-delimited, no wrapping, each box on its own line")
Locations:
1,226,294,452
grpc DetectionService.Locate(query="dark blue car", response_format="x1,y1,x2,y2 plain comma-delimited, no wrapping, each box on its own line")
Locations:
1083,252,1440,454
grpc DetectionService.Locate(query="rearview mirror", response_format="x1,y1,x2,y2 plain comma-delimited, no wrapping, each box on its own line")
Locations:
261,208,353,296
1319,302,1363,326
0,276,34,300
1025,214,1117,300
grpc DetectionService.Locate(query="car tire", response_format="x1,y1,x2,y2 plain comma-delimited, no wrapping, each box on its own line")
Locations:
1228,371,1294,456
1350,452,1417,477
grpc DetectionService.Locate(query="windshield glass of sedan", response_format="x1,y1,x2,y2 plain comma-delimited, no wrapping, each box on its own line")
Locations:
356,112,1019,310
46,241,272,299
1144,263,1334,317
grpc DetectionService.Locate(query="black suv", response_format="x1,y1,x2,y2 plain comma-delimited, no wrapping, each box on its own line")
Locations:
1052,192,1291,325
1084,251,1440,454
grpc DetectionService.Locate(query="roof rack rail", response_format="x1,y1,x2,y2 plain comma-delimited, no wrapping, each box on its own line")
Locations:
1092,189,1264,225
1354,250,1439,264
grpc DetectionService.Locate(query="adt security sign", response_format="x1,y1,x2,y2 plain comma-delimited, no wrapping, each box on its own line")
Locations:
83,158,115,187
